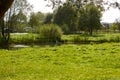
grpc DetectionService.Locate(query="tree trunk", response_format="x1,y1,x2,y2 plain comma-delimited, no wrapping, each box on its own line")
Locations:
0,0,14,19
0,18,10,49
89,28,93,36
0,0,14,48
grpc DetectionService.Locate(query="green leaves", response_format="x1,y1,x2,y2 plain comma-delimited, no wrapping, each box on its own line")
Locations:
29,12,45,28
79,4,101,35
53,3,78,33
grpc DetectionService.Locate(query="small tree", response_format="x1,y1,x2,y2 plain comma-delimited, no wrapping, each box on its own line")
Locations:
79,4,101,35
110,23,118,33
115,19,120,33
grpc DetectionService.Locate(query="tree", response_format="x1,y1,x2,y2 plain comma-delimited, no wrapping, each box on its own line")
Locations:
0,0,32,48
104,1,120,9
29,12,45,28
7,0,32,15
0,0,14,19
4,0,32,32
45,0,104,11
7,10,27,32
36,12,45,24
53,2,78,33
79,4,101,35
16,10,27,32
0,0,14,48
66,0,103,8
44,13,53,24
9,13,17,31
115,19,120,33
110,23,118,33
44,0,63,9
29,12,39,28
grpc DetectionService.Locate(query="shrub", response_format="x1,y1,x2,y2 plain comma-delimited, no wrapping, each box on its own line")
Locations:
110,23,118,33
38,24,63,42
72,35,89,43
10,33,38,44
73,35,81,43
97,37,108,43
109,36,120,42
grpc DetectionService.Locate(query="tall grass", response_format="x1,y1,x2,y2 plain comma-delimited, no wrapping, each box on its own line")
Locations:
10,33,120,45
38,24,63,43
63,33,120,44
10,33,38,44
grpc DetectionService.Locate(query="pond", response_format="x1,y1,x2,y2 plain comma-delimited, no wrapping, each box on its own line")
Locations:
10,44,30,50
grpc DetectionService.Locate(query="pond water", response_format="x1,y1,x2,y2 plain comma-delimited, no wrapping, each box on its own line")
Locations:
13,44,30,48
11,33,28,35
10,44,30,50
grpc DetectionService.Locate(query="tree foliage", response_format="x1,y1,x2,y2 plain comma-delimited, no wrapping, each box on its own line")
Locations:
79,4,101,35
45,0,104,11
110,23,118,33
53,2,78,33
44,13,53,24
10,10,27,32
9,0,32,15
5,0,32,30
29,12,45,28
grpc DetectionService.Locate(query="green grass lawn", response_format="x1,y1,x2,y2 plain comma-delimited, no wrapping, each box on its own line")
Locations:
0,43,120,80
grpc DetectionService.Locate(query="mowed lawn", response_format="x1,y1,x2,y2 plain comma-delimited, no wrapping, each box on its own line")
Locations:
0,43,120,80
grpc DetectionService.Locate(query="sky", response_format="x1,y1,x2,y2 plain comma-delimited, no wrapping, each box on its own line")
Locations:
102,8,120,23
28,0,53,13
27,0,120,23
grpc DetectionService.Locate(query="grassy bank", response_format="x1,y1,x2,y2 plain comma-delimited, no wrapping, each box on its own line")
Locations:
10,33,120,45
0,43,120,79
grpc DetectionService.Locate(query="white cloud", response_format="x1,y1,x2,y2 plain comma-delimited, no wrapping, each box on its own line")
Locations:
102,8,120,23
28,0,53,13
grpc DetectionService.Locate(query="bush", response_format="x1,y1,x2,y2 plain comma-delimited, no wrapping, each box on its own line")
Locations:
73,35,89,43
97,37,108,43
110,23,118,33
38,24,63,42
109,36,120,42
73,35,81,43
10,33,38,44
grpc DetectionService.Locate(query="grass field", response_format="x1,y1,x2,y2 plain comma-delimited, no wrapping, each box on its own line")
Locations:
0,43,120,80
